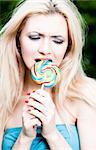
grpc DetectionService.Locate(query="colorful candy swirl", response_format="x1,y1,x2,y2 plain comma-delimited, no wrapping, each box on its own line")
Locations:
31,60,61,88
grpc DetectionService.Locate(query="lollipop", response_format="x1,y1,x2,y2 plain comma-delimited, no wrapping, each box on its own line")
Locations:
31,60,61,88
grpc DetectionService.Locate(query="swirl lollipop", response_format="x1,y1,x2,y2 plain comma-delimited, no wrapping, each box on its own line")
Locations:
31,60,61,88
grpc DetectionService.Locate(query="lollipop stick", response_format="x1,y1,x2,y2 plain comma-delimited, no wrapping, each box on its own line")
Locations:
41,84,44,90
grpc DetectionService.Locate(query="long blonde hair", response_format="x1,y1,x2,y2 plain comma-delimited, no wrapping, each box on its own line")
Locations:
0,0,96,131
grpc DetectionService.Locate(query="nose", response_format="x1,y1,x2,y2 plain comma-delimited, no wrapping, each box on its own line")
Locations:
38,37,51,55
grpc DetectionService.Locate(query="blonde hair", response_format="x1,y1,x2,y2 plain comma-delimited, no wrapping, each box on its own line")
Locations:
0,0,96,131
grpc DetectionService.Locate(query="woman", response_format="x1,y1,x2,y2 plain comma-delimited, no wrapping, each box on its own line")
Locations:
0,0,96,149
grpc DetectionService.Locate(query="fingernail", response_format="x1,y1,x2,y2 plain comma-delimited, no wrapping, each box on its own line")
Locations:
26,92,30,95
32,90,35,93
28,109,31,111
24,100,29,103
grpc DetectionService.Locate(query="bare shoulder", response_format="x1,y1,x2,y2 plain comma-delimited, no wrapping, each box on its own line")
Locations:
76,100,96,149
76,100,96,120
65,76,96,148
65,97,96,121
72,76,96,119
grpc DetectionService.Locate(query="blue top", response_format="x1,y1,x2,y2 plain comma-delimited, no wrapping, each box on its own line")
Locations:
2,124,80,150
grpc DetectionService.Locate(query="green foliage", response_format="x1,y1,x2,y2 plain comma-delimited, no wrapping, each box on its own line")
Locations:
0,0,19,29
0,0,96,78
74,1,96,78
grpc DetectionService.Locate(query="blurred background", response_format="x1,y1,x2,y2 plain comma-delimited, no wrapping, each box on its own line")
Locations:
0,0,96,79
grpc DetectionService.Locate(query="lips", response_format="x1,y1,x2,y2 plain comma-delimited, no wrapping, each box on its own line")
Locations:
35,59,41,62
35,58,52,62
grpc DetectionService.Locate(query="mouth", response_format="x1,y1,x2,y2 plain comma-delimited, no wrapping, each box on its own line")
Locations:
35,58,52,62
35,59,41,62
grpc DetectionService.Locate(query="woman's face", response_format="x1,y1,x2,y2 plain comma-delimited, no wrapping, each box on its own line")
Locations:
19,13,68,69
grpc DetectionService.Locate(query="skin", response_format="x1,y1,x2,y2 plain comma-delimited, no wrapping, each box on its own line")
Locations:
4,13,96,149
20,13,68,69
19,13,69,139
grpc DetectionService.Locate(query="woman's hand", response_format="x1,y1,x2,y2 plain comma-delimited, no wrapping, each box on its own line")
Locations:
22,99,41,139
24,89,56,139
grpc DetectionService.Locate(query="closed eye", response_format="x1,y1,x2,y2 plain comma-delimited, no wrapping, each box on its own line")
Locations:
28,35,40,40
53,39,64,44
51,36,64,44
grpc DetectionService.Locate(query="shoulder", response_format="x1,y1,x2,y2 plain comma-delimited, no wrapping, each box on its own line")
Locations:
80,76,96,95
76,100,96,120
73,75,96,94
70,75,96,124
73,75,96,119
76,100,96,149
66,75,96,119
71,75,96,108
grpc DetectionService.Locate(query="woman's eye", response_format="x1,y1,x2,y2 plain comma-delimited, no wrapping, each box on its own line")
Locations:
28,35,40,40
53,39,64,44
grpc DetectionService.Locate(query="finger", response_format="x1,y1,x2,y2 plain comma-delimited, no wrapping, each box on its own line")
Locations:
28,108,46,123
30,117,41,127
23,117,41,128
23,108,34,121
24,97,46,114
36,89,50,97
23,104,36,120
27,99,45,114
35,89,52,104
23,103,29,111
22,107,42,127
29,92,46,105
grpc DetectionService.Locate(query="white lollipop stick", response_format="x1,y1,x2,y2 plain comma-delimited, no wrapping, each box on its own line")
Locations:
41,84,44,90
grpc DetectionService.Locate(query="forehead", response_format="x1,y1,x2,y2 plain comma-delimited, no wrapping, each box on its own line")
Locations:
22,13,68,36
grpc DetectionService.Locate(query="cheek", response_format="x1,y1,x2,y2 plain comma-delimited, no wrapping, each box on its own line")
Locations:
20,35,36,55
56,55,64,66
22,48,35,57
52,43,68,66
21,46,36,69
53,48,66,64
21,42,35,56
22,53,35,69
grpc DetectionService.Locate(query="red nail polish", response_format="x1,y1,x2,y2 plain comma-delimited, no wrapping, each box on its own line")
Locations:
24,100,29,103
28,109,31,111
26,92,30,95
32,90,35,93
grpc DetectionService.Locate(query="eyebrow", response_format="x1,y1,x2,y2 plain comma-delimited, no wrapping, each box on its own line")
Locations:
28,31,65,39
